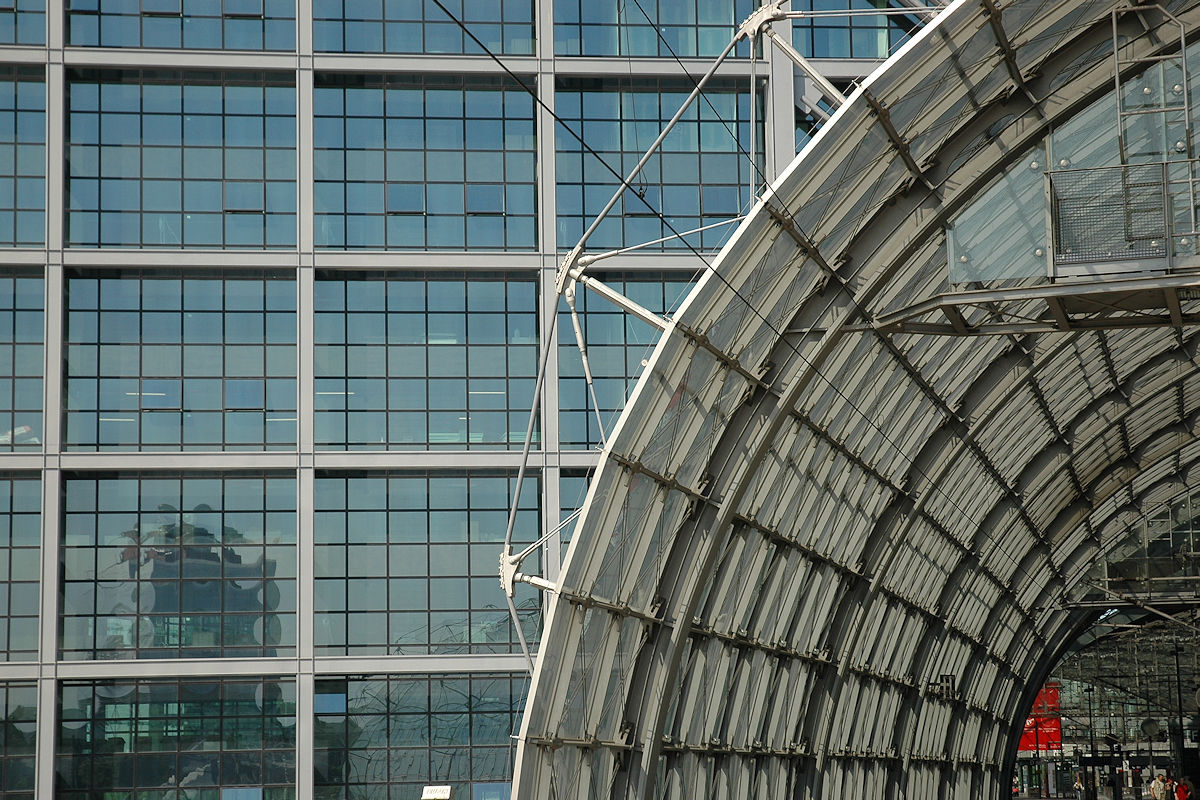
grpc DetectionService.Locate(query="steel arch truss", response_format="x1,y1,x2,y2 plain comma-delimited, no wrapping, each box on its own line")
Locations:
514,1,1200,798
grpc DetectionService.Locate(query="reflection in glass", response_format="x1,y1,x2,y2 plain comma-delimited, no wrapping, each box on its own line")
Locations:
1081,485,1200,601
56,678,295,800
0,682,34,800
0,475,38,662
60,473,296,660
947,39,1200,282
313,472,540,656
948,144,1048,283
314,673,525,798
0,272,42,450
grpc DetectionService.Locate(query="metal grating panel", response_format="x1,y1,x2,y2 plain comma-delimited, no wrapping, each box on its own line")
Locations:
1050,163,1168,265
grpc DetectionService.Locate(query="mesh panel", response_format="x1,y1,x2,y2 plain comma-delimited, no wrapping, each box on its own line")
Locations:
1051,164,1167,265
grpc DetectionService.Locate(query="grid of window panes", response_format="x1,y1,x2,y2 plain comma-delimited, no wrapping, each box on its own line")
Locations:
56,678,296,800
65,69,297,249
791,1,922,60
0,682,35,800
554,0,752,57
314,271,537,451
66,0,296,50
64,270,297,451
60,472,297,660
556,77,759,251
0,476,38,663
314,673,526,799
0,68,45,248
313,73,536,250
0,1,42,45
0,272,41,451
313,0,534,55
559,272,693,448
313,472,540,656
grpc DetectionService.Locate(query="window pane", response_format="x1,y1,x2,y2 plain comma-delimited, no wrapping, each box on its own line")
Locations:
314,271,536,451
59,472,297,660
314,2,532,55
313,472,539,656
314,74,536,251
66,69,297,249
57,678,295,798
314,673,526,794
0,68,44,247
67,0,293,49
64,270,296,451
555,77,758,252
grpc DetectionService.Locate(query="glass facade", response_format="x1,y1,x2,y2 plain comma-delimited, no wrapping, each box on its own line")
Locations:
559,272,692,448
556,77,760,251
313,0,534,55
66,69,297,249
66,0,295,50
314,673,526,798
553,0,753,57
0,477,37,662
60,472,296,660
56,678,296,800
0,1,42,45
0,682,35,800
0,68,44,249
314,271,537,450
791,1,922,60
313,73,537,251
0,272,41,450
64,270,297,450
314,472,540,656
0,1,825,797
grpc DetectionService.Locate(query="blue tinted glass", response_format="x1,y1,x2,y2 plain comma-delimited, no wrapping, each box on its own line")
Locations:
314,0,532,55
555,77,758,252
313,271,538,451
558,272,692,449
314,74,536,251
67,0,294,49
59,475,297,659
64,270,296,451
313,472,539,655
0,69,44,247
66,69,296,249
555,0,750,57
792,4,920,59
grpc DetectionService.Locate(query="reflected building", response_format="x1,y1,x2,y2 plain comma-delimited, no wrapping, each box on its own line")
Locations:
0,1,926,798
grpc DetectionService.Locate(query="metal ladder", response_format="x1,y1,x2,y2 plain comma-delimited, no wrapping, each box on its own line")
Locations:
1112,5,1197,245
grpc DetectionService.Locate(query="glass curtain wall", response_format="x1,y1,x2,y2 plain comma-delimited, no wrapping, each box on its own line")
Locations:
0,0,805,797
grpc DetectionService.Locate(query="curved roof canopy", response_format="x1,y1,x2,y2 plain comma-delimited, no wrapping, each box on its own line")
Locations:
515,0,1200,797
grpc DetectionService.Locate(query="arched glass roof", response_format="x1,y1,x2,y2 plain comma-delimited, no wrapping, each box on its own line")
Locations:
514,1,1200,797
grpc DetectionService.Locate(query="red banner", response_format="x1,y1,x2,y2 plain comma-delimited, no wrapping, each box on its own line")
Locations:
1019,683,1063,752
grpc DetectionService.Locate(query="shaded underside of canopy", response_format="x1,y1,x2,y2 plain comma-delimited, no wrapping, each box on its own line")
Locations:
515,1,1200,798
